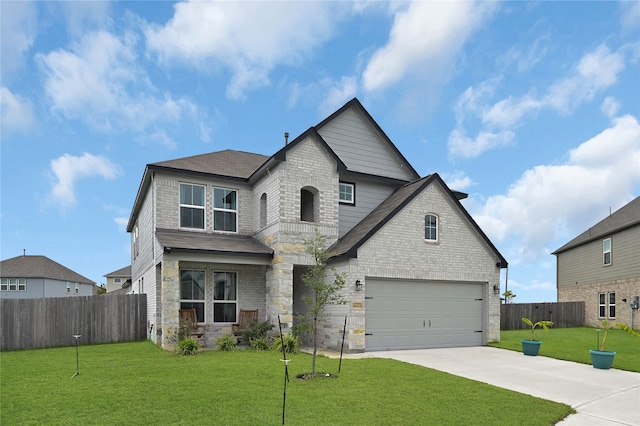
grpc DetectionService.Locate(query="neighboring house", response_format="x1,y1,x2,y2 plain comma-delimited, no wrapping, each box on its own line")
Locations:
127,98,507,352
104,265,132,294
0,255,96,299
553,196,640,328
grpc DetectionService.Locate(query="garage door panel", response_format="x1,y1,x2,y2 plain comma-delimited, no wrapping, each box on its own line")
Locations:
365,279,485,351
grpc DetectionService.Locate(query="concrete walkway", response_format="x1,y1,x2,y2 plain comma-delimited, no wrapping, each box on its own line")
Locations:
316,346,640,425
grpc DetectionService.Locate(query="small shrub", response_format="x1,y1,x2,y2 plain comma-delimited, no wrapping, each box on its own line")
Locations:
250,337,271,351
241,320,274,342
271,333,299,354
216,334,237,351
176,338,198,355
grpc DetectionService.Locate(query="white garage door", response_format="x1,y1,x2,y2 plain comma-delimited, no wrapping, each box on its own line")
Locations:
365,279,485,351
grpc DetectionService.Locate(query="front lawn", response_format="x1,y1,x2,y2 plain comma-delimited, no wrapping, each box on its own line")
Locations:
1,342,571,425
490,327,640,372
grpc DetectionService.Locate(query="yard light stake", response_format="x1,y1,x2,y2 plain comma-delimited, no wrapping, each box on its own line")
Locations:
277,316,290,425
71,334,81,378
338,315,347,373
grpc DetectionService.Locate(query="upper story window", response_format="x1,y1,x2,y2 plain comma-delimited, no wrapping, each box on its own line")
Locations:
114,278,121,283
132,223,139,259
66,282,71,294
425,214,438,242
260,193,267,228
1,278,26,291
180,183,205,229
339,182,354,205
213,188,237,232
603,238,611,266
300,187,319,222
75,283,79,294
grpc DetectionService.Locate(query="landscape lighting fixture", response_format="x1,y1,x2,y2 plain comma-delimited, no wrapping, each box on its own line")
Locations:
355,280,363,292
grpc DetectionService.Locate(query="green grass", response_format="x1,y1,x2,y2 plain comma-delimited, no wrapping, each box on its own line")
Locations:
1,342,571,425
490,327,640,372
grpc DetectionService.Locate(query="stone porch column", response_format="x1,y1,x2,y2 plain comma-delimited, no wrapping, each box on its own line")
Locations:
266,262,293,331
161,258,180,350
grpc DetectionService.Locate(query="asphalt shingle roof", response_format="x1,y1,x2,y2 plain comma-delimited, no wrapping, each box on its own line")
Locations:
0,255,95,284
155,229,273,258
553,196,640,254
104,265,131,277
151,149,270,180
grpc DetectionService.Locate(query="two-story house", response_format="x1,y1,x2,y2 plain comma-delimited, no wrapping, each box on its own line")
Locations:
0,254,96,299
127,98,507,352
104,265,132,294
553,196,640,328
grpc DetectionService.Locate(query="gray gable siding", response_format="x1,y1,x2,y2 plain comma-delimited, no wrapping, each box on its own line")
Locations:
338,179,396,237
318,108,415,181
557,224,640,288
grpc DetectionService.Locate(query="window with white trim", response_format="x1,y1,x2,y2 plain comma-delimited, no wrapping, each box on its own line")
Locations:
75,283,79,294
339,183,354,205
180,183,205,229
132,223,139,259
425,214,438,241
114,278,121,283
66,282,71,294
213,188,237,232
603,238,611,266
1,278,26,291
599,292,608,318
214,272,237,323
180,270,205,323
608,292,616,318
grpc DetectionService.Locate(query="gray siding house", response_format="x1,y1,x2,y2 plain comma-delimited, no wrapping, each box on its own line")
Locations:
554,196,640,328
127,98,507,352
0,255,96,299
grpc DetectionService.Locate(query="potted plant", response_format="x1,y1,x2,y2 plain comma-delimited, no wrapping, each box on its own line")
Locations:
521,317,553,356
590,320,640,370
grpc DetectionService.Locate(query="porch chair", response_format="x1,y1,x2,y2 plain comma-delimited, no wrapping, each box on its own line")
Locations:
179,308,207,347
232,309,259,343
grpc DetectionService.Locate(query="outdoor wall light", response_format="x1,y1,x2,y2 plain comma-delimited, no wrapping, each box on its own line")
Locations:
493,284,500,294
355,280,363,292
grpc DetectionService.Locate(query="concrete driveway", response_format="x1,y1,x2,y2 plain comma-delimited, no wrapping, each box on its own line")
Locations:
356,347,640,425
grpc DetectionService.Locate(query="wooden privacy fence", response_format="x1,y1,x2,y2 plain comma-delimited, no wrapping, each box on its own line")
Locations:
0,294,147,351
501,302,584,330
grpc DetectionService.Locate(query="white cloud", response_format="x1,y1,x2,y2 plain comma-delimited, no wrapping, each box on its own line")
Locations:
449,44,627,158
60,1,111,37
0,1,37,77
49,153,122,206
545,45,624,113
620,1,640,36
36,30,201,140
441,171,475,191
448,129,514,159
318,77,358,116
0,87,35,136
600,97,620,118
113,217,128,231
362,1,497,93
471,114,640,263
144,1,345,100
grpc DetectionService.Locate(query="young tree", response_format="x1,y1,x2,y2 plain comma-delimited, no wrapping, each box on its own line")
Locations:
299,230,346,376
502,290,516,304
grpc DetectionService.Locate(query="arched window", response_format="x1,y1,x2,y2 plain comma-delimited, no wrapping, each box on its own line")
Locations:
260,193,267,228
300,187,319,222
425,214,438,241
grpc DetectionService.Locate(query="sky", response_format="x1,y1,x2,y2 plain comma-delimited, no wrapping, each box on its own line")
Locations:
1,1,639,303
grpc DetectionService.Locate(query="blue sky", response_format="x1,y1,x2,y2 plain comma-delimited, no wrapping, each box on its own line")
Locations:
1,1,639,302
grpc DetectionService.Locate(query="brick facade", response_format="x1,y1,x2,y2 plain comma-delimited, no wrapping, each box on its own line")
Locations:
558,277,640,328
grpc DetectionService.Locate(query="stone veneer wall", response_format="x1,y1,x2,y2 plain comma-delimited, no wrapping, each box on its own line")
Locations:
558,277,640,328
